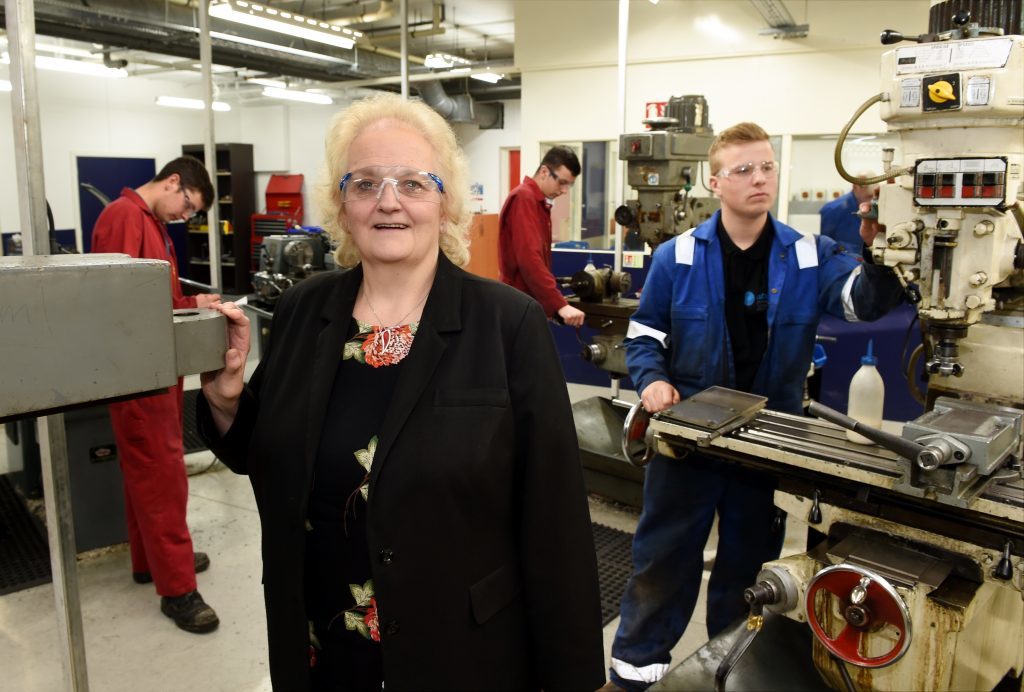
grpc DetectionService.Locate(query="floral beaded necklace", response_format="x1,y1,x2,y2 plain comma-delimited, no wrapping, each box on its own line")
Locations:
356,291,427,368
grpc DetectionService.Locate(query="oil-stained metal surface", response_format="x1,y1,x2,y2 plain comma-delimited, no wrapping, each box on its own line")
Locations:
651,610,828,691
173,308,227,377
0,254,176,419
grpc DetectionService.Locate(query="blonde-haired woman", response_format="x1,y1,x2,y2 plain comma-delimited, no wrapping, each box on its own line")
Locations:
199,93,604,691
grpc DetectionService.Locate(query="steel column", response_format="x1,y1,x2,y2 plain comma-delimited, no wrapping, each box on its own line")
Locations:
199,0,221,290
4,0,90,689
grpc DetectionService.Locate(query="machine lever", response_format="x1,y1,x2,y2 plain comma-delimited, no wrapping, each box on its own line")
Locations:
807,400,926,463
808,489,823,525
713,582,777,691
993,540,1015,581
879,29,906,44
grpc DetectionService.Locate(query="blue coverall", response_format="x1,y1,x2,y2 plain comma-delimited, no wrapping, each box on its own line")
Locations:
609,211,902,690
819,191,865,257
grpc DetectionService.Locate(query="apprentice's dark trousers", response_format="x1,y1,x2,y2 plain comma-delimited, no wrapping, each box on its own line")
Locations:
609,452,785,690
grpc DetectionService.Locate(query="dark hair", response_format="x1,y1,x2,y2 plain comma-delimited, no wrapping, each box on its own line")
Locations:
538,146,581,177
154,155,215,210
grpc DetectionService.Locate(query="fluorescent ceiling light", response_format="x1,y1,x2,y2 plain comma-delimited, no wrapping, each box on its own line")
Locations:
424,53,453,69
156,95,231,112
192,63,236,73
207,30,349,64
35,43,95,58
209,1,358,50
1,52,127,78
261,86,333,105
0,79,11,92
470,71,502,84
449,67,471,75
694,15,741,42
425,52,471,69
246,77,287,88
649,0,660,4
0,38,96,59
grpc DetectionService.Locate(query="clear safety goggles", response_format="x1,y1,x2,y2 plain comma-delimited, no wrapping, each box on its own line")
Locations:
339,167,445,203
716,160,779,179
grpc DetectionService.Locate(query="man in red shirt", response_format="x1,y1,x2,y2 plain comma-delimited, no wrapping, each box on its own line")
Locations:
499,146,586,327
91,156,222,634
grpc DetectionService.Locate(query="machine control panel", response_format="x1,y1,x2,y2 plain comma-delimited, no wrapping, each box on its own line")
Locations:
914,157,1007,206
882,36,1022,122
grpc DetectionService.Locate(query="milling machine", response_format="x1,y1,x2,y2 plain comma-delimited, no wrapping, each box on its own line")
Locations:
615,94,720,249
624,11,1024,692
567,94,720,378
569,96,721,505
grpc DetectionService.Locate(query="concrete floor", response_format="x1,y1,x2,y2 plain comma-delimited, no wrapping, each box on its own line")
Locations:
0,379,806,691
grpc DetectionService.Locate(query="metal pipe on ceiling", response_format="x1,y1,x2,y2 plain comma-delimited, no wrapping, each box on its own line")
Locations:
199,0,221,291
399,0,408,98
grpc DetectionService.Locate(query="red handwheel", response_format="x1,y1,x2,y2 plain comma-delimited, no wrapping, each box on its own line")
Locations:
805,564,912,668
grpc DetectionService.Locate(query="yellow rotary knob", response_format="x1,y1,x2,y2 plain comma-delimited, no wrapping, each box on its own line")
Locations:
928,80,956,103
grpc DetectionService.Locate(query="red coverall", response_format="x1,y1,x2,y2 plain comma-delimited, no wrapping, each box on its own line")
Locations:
498,176,568,317
91,188,199,597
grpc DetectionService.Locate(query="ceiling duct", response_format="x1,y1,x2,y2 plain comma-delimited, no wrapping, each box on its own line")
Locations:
417,80,472,122
0,0,518,99
416,80,503,129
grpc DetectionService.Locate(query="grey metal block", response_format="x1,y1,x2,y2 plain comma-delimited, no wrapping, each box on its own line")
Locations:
173,308,227,377
1,254,177,419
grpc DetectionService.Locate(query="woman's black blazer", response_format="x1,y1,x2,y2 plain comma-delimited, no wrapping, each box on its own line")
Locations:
199,252,605,691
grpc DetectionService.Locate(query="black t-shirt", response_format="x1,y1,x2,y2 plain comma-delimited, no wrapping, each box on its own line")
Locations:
717,218,773,392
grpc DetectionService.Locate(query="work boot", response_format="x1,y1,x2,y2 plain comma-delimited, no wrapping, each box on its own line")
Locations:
133,552,210,584
160,590,220,634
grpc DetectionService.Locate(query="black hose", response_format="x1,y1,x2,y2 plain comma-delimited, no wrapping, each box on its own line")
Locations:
829,652,857,692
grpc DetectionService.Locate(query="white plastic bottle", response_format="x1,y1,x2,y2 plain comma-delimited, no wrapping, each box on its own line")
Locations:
846,339,884,445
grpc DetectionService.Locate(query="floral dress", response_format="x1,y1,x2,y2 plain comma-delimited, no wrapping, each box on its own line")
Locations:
305,318,417,691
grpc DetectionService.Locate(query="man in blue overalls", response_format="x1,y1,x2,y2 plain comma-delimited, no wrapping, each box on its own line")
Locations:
820,177,877,257
605,122,903,691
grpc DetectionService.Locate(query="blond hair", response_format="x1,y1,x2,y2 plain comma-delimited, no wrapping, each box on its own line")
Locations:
313,93,471,268
708,122,771,174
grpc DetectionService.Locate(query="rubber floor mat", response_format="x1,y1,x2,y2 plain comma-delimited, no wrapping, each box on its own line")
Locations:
592,522,635,626
181,389,208,455
0,475,51,595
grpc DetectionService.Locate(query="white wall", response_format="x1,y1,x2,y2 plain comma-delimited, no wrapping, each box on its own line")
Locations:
453,99,522,214
515,0,931,185
3,0,938,244
0,68,367,239
0,69,239,239
0,64,517,244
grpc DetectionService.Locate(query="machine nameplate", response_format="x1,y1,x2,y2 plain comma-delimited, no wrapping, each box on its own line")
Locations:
895,37,1013,74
